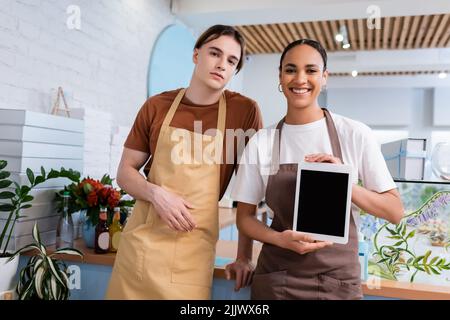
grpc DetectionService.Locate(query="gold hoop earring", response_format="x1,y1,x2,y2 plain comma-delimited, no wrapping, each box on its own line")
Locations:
278,83,283,92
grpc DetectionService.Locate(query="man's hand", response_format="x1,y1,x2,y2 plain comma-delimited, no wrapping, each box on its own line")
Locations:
277,230,333,255
149,185,196,232
224,258,255,292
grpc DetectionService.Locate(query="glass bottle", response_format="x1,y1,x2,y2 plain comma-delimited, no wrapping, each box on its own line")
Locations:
122,207,133,229
56,191,74,249
109,207,123,252
95,207,110,254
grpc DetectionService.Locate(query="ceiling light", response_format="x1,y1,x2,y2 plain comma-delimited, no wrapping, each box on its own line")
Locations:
351,70,358,77
438,72,447,79
337,25,351,49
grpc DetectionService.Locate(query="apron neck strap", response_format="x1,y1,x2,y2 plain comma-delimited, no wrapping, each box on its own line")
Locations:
270,108,343,172
162,88,227,134
161,88,186,128
322,108,343,162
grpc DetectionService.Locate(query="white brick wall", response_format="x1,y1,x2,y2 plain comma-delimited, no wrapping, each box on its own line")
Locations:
0,0,174,128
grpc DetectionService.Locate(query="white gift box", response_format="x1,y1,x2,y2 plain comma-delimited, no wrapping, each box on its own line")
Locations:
0,141,83,159
381,138,427,180
0,109,85,251
0,125,83,146
0,109,84,133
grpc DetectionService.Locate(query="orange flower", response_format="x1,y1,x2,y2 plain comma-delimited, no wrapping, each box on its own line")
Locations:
108,189,121,208
86,190,98,207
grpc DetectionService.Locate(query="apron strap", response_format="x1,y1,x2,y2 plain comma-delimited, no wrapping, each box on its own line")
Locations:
161,88,226,134
322,108,343,163
161,88,186,128
216,93,226,136
159,88,227,164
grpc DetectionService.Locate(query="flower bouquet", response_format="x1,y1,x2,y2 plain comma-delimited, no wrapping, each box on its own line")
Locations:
55,174,135,227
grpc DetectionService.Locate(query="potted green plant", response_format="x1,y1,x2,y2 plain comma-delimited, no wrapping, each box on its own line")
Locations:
0,159,80,292
7,223,83,300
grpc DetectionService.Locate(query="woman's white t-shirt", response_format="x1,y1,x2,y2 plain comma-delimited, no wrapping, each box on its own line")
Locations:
231,112,397,225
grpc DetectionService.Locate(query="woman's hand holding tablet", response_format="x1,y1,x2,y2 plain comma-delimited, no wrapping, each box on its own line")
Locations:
276,230,333,255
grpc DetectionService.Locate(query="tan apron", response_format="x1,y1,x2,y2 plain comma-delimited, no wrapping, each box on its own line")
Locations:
106,89,226,299
251,109,363,300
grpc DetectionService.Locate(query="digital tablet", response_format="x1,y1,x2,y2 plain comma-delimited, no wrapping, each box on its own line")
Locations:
293,161,353,244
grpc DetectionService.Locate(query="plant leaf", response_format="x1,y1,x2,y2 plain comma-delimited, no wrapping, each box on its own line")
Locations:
0,203,15,211
46,256,65,287
34,176,45,185
387,235,402,240
406,230,416,239
33,257,44,273
0,171,11,179
415,265,425,272
414,255,425,264
20,204,32,209
26,168,35,185
22,195,34,202
423,250,432,265
0,179,13,189
424,265,430,274
0,160,7,170
20,185,31,197
50,276,59,300
52,248,84,258
34,267,45,299
0,191,15,199
47,170,60,179
40,166,46,178
31,223,45,254
19,278,34,300
7,244,42,262
430,256,439,265
429,266,440,275
385,227,396,235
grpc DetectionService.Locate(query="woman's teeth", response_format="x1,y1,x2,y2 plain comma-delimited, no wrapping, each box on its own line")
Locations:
290,88,311,94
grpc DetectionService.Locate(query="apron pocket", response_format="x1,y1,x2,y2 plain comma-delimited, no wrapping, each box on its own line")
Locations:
114,200,151,281
114,232,146,281
171,236,215,288
251,270,287,300
318,274,362,300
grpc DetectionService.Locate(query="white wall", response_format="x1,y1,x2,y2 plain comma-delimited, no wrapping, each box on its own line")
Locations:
242,53,450,137
0,0,175,178
0,0,174,127
242,54,286,127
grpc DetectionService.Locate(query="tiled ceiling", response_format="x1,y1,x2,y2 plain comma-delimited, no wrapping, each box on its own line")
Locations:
330,70,450,77
235,13,450,54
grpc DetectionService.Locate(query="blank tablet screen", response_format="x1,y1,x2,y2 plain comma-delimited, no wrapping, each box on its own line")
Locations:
296,170,349,237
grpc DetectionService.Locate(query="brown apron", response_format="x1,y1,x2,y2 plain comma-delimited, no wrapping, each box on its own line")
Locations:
251,109,362,300
106,89,226,299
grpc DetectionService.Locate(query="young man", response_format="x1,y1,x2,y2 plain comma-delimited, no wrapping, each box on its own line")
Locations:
106,25,262,299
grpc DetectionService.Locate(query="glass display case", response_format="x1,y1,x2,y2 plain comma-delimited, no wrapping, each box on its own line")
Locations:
360,179,450,287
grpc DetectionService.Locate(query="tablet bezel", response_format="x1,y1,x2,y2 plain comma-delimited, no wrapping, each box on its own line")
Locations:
292,161,353,245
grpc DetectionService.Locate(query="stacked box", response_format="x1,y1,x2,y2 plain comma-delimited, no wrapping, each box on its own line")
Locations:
70,108,112,180
381,138,427,180
0,109,84,251
110,125,131,188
